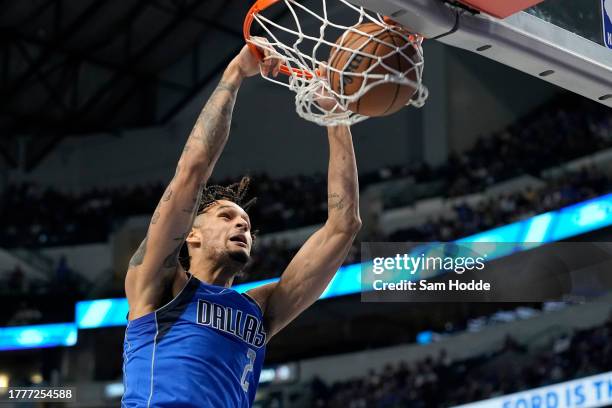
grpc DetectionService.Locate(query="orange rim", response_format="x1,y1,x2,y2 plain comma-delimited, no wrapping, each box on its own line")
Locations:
244,0,315,79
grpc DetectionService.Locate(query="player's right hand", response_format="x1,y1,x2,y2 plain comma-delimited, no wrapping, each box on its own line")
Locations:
314,62,344,113
235,36,283,78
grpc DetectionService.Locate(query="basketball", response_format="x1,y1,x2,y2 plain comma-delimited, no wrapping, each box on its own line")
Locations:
328,22,420,117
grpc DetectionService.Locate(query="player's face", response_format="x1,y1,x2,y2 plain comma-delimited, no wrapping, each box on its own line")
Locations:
198,200,253,264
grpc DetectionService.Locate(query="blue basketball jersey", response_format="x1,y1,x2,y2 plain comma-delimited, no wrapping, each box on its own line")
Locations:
122,273,267,407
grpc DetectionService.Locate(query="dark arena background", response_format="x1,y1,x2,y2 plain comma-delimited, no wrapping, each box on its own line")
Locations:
1,0,612,407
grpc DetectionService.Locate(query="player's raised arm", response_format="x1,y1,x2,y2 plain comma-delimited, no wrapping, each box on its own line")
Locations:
125,41,281,320
249,125,361,339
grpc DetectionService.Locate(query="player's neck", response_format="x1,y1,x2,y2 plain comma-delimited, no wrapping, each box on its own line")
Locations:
189,256,239,288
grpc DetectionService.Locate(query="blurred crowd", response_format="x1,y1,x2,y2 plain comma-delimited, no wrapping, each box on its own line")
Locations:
311,314,612,407
442,96,612,196
0,256,85,326
387,165,610,242
1,95,610,249
1,182,154,248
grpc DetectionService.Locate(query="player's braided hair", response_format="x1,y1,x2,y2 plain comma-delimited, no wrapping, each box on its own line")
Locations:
197,176,257,215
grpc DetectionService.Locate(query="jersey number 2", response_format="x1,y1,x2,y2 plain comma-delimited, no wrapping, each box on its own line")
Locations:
241,348,257,392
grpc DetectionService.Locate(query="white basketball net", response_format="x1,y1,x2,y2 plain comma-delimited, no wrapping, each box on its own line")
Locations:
247,0,429,126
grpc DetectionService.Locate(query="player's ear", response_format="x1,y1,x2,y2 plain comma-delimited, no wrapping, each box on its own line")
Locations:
186,227,202,246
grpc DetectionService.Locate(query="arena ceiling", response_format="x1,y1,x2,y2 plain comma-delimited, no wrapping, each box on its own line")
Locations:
0,0,285,171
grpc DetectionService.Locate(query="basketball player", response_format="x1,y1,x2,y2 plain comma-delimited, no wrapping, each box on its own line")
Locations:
121,39,361,407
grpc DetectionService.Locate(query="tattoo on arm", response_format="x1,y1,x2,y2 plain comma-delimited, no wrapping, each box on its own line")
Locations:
160,187,203,269
182,184,203,213
162,235,186,269
186,80,239,168
162,187,173,202
215,82,239,95
129,237,148,267
328,193,345,210
131,183,202,270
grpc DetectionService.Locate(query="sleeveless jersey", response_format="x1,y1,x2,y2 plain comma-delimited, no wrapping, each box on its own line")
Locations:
122,273,267,407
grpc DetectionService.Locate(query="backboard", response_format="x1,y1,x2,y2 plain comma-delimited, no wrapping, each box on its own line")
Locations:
349,0,612,108
526,0,608,47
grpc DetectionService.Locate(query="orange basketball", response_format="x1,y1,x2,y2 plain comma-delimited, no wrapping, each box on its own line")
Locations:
328,22,419,117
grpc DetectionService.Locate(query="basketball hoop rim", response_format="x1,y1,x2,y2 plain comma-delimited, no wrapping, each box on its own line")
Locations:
243,0,424,79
